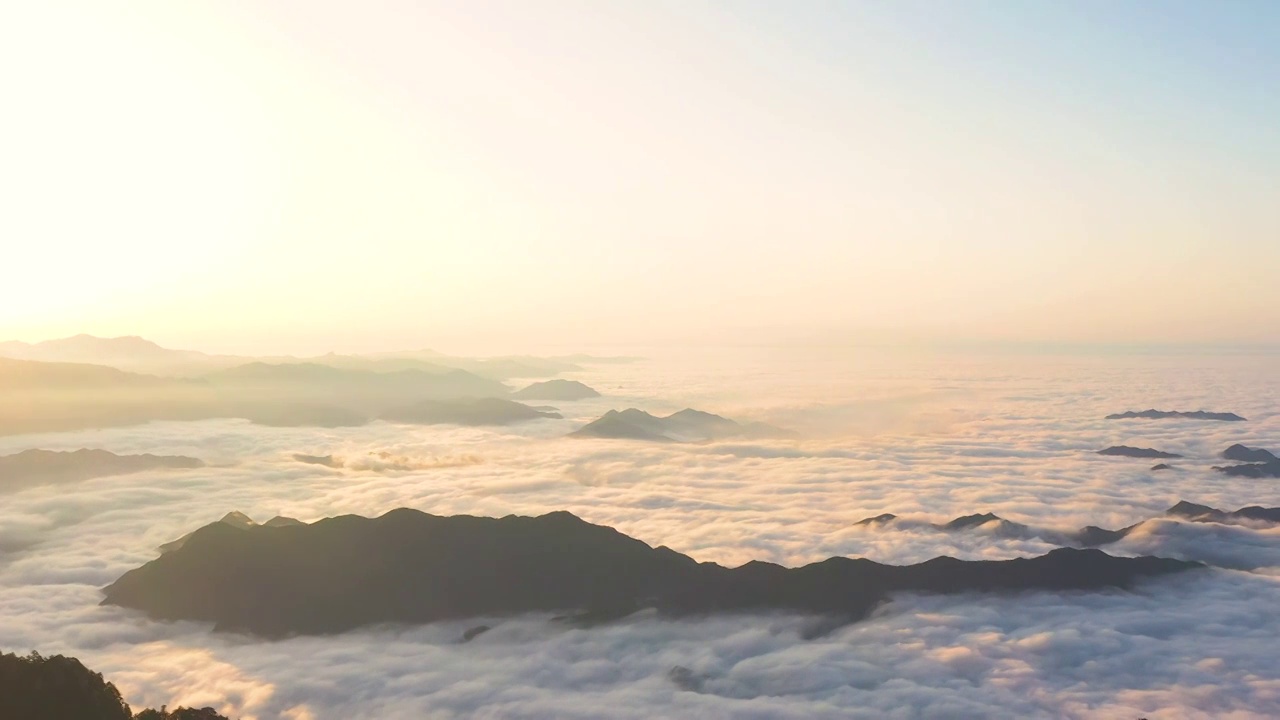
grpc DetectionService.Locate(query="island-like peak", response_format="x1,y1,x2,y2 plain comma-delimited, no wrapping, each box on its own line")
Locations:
572,408,790,442
1222,444,1278,463
101,509,1199,638
1105,409,1246,421
512,379,601,401
1097,446,1182,459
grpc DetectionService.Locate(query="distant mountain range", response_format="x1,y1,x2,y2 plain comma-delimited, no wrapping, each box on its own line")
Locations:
0,334,614,380
1105,409,1246,421
0,334,208,374
856,500,1280,559
0,335,633,435
0,449,203,494
571,408,791,442
1092,443,1280,477
0,355,557,436
101,509,1199,637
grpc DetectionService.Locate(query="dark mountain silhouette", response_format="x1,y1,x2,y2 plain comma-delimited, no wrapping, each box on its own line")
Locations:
1070,499,1280,541
101,509,1198,637
512,379,601,401
854,511,1035,537
292,453,343,468
1221,444,1278,463
1166,501,1280,523
572,408,791,442
159,511,303,554
1105,409,1246,421
854,513,898,526
1167,501,1224,521
851,510,998,533
861,501,1280,549
942,513,1003,530
381,398,560,426
1213,461,1280,478
1150,463,1174,471
0,651,131,720
1097,446,1182,459
1072,525,1138,547
1234,506,1280,522
0,650,229,720
0,449,203,494
942,513,1037,538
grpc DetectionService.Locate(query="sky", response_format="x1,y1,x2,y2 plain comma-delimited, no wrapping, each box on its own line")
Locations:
1,0,1277,355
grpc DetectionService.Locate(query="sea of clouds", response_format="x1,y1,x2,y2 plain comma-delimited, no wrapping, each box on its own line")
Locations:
1,348,1277,718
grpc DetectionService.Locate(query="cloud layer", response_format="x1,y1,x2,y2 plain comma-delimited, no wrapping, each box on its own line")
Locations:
0,350,1277,718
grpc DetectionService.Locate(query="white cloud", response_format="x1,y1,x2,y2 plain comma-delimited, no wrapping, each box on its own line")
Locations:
0,351,1277,717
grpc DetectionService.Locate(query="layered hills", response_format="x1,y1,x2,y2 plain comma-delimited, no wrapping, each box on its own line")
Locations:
856,501,1280,550
0,354,559,435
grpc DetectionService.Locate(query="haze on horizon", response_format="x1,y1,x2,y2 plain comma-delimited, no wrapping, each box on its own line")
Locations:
3,0,1278,356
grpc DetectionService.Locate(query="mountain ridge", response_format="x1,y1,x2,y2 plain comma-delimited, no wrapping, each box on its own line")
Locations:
102,509,1200,637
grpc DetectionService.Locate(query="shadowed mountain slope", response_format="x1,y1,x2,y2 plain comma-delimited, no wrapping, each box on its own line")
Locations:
102,510,1198,637
1166,501,1280,523
0,650,229,720
1222,444,1278,463
1214,461,1280,478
